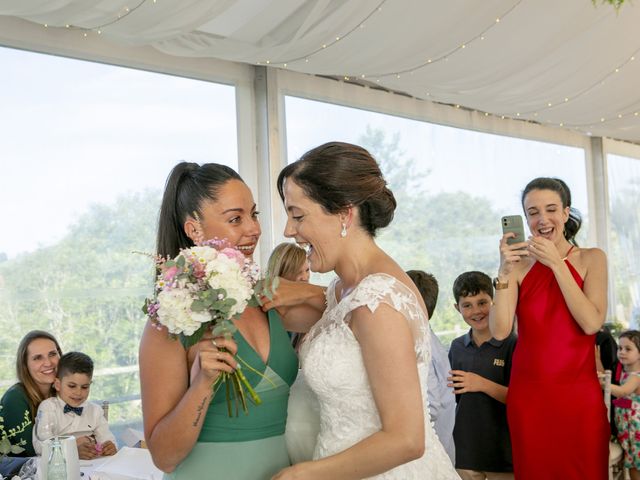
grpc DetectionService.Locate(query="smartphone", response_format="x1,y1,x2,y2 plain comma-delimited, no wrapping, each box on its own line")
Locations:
501,215,526,246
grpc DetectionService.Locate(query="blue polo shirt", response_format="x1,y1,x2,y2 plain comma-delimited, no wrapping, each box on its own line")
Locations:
448,330,517,472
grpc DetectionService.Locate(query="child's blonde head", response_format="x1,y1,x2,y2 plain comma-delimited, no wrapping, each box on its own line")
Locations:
266,243,308,281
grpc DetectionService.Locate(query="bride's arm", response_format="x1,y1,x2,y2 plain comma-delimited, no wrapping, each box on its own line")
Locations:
139,322,237,472
273,303,424,480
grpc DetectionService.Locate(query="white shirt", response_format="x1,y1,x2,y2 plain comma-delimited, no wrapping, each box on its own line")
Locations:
427,329,456,465
32,396,116,455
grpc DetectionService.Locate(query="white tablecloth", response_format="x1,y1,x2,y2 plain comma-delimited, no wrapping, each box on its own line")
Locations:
81,448,163,480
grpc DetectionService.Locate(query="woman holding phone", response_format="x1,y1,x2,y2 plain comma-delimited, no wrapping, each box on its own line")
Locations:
489,177,609,480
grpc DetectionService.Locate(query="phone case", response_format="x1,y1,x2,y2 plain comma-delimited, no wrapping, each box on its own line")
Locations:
501,215,525,245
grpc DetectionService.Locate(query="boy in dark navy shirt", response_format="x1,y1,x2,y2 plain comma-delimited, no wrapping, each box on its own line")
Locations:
448,271,516,480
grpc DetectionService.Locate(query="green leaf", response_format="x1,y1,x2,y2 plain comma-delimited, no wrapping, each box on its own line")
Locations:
0,436,11,455
211,320,237,338
247,295,260,308
10,444,25,454
179,323,208,349
190,300,205,312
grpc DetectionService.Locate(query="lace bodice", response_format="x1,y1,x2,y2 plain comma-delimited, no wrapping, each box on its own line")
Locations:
299,273,459,479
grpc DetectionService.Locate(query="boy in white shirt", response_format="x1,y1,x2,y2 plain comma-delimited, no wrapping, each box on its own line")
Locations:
33,351,117,459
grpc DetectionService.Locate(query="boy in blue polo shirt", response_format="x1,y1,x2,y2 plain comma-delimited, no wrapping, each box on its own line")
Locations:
448,271,516,480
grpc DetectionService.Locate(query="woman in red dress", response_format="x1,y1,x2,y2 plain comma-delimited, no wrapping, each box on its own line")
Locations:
489,177,609,479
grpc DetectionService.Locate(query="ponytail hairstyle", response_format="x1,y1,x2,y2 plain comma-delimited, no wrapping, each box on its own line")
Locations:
16,330,63,419
277,142,397,237
521,177,582,246
156,162,243,258
620,330,640,353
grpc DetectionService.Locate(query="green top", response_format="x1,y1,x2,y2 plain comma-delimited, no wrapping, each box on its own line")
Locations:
0,384,36,457
198,309,298,442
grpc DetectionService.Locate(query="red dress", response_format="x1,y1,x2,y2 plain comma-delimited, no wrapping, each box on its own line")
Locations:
509,258,609,479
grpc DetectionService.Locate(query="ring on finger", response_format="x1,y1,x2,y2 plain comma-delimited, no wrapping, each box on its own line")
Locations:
211,339,218,348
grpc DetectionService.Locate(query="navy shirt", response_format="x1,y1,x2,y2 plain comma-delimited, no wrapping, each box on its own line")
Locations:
449,330,517,472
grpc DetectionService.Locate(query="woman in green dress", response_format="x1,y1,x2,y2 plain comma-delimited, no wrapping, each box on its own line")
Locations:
0,330,62,457
139,162,303,479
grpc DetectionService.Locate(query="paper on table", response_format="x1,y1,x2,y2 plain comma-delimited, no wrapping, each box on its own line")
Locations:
89,447,163,480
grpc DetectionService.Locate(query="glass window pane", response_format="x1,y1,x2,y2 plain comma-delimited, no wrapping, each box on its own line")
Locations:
285,96,588,344
607,153,640,328
0,46,237,439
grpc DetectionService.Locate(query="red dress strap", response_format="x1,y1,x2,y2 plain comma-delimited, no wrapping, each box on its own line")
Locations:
562,245,575,260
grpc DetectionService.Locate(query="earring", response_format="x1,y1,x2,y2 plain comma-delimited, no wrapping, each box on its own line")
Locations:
340,223,347,238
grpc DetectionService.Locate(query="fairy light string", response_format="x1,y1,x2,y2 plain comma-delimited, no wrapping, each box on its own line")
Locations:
505,49,639,120
43,0,151,37
260,0,389,68
368,0,524,79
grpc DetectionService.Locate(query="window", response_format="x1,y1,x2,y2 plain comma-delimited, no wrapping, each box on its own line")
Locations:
607,153,640,328
285,95,588,344
0,46,237,438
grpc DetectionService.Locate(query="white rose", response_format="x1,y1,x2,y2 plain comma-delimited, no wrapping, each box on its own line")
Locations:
206,257,252,317
156,288,209,336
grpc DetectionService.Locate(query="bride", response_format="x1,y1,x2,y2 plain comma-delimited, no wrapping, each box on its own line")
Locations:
271,142,459,479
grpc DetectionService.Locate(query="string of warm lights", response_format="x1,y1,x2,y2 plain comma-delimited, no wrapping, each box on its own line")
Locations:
258,0,388,68
42,0,152,37
504,46,640,120
563,98,640,129
366,0,524,80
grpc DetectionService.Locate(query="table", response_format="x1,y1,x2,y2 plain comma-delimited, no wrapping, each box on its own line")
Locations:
81,447,163,480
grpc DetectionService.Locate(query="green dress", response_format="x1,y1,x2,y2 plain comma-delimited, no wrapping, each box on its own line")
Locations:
166,310,299,479
0,384,35,457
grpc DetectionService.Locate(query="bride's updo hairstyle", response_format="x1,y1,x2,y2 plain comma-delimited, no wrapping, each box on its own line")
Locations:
277,141,396,237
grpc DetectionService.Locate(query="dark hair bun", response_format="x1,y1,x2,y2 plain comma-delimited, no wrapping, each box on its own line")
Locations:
277,142,397,236
359,185,396,234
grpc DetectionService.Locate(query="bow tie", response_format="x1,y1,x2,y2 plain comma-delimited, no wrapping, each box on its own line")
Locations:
63,404,83,416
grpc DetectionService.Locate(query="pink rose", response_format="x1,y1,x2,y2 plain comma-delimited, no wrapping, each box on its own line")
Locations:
163,266,179,282
220,247,245,266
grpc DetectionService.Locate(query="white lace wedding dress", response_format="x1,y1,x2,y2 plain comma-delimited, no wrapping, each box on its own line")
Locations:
292,273,459,479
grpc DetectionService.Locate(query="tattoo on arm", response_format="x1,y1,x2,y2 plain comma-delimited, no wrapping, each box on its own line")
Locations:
192,396,208,427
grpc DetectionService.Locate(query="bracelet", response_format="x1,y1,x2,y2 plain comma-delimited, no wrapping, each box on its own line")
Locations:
492,277,509,290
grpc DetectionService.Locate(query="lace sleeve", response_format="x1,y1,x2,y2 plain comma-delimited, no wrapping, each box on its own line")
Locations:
346,273,431,363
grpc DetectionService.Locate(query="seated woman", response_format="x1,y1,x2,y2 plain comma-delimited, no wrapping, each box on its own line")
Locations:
1,330,62,458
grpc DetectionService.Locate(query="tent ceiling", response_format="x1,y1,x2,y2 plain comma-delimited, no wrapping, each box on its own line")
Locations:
2,0,640,143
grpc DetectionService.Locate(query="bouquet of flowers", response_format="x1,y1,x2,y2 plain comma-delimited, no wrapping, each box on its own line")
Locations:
143,239,269,416
0,406,30,458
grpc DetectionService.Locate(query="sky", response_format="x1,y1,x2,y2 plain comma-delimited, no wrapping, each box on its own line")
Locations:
0,46,237,258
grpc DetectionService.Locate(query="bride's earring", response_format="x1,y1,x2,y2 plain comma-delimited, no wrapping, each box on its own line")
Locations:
340,223,347,238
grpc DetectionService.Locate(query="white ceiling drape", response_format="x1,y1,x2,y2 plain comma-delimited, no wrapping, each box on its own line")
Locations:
1,0,639,143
